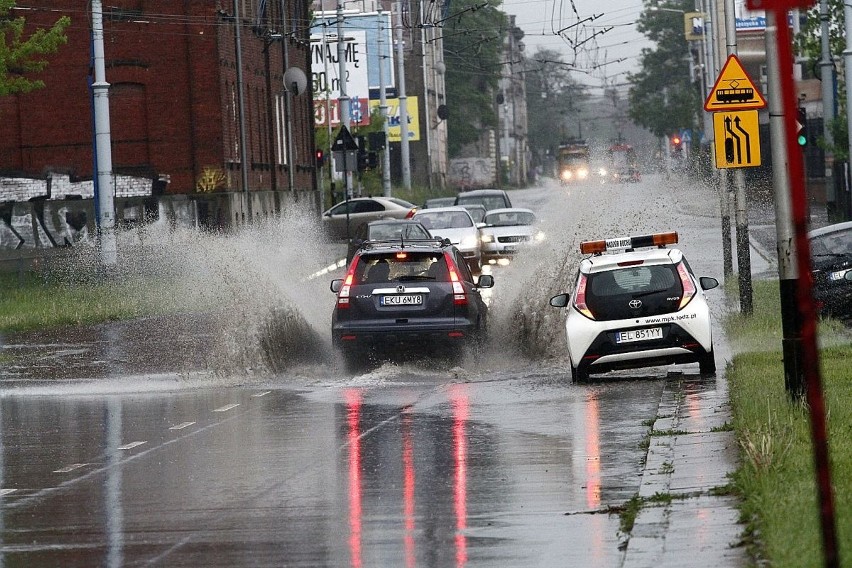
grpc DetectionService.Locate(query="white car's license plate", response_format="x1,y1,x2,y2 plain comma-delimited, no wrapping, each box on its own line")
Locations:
381,294,423,306
615,327,663,343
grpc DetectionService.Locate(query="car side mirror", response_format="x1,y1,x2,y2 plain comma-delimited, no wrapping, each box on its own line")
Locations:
476,222,486,229
477,274,494,288
550,293,569,308
330,279,343,293
699,276,719,291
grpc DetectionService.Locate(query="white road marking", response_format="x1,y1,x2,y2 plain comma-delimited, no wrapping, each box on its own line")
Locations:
1,489,16,495
169,422,196,430
213,403,240,412
117,441,147,450
53,463,89,473
251,391,272,398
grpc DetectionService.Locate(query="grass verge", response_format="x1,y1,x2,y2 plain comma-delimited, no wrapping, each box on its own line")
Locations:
0,272,174,333
725,279,851,567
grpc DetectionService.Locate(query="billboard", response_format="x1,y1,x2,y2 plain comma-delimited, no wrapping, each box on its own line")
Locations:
310,30,369,103
368,97,420,142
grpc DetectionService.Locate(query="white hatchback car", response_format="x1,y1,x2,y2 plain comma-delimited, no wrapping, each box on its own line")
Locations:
479,208,544,262
413,206,482,272
549,232,719,382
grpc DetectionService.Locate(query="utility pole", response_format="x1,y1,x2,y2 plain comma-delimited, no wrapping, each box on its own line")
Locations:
396,6,411,190
234,0,251,220
765,11,804,396
337,0,353,198
724,0,753,314
91,0,116,266
820,0,836,221
378,9,392,197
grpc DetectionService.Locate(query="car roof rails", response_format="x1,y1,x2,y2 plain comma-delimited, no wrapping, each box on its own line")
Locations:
357,237,447,252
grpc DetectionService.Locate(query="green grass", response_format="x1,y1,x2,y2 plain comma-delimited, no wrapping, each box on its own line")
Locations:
725,279,852,566
0,272,173,333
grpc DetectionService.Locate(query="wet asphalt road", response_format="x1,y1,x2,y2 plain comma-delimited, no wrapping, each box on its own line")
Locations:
0,174,732,567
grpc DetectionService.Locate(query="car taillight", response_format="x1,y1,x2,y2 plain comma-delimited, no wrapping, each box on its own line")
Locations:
405,208,416,219
573,273,595,320
337,258,360,309
676,262,696,310
445,254,467,305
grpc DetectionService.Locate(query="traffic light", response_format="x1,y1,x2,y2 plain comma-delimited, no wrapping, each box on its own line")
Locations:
671,135,682,146
315,149,325,167
797,107,808,147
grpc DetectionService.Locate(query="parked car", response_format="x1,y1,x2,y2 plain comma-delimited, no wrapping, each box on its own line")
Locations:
346,219,432,265
809,221,852,320
549,231,719,382
413,206,483,272
322,197,417,240
423,196,457,209
478,208,544,262
330,238,494,370
454,189,512,211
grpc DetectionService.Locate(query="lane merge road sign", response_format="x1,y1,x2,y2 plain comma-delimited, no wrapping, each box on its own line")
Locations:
713,110,761,168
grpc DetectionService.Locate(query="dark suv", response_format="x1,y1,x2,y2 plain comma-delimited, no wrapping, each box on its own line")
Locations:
330,239,494,370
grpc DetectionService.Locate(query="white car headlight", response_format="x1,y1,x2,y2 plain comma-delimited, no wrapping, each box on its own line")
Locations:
578,168,589,179
461,236,479,248
480,233,494,243
534,231,545,242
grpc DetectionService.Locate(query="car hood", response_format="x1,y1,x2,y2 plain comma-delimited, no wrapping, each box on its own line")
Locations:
480,225,537,238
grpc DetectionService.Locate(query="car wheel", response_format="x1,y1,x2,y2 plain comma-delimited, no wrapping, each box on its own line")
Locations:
699,348,716,375
570,364,589,383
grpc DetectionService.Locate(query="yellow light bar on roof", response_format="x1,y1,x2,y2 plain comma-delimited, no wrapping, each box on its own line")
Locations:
579,232,679,254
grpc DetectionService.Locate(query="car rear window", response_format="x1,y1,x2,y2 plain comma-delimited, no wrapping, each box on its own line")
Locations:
811,228,852,257
585,265,682,320
354,253,448,284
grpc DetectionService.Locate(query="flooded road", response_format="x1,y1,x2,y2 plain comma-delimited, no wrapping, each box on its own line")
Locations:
0,174,733,566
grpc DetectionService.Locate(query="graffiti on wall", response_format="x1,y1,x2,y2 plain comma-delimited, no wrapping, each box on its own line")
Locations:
448,158,495,190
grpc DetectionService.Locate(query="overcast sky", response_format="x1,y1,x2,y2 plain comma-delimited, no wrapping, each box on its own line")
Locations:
501,0,655,95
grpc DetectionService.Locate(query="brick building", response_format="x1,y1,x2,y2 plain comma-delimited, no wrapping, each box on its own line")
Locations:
0,0,318,223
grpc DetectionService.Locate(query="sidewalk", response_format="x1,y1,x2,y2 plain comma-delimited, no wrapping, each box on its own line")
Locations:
621,371,748,567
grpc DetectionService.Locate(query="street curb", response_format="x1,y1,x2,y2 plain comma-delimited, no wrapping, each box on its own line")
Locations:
621,375,748,568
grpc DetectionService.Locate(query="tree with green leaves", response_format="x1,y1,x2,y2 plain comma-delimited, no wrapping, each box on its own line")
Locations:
442,0,507,157
627,0,701,138
0,0,70,96
524,48,588,157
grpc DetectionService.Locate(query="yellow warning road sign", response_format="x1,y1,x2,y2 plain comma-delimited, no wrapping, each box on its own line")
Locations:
704,54,767,111
713,110,761,168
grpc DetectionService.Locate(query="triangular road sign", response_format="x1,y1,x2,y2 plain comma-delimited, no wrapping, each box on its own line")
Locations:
704,54,767,111
332,125,359,152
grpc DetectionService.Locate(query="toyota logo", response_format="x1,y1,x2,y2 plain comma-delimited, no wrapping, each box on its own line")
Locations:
397,285,406,293
629,299,643,309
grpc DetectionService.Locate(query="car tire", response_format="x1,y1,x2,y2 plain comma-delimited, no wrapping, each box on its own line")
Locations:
570,364,589,383
341,348,364,374
699,348,716,375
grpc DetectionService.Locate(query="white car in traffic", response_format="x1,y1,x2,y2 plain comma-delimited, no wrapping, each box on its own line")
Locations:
413,206,483,272
478,208,544,263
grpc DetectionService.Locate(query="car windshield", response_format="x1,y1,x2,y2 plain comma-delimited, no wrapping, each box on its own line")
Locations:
456,195,508,210
415,211,473,230
811,228,852,257
464,207,486,223
354,253,448,283
484,211,535,227
369,223,431,240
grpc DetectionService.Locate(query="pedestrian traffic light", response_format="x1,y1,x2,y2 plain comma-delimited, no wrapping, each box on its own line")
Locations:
797,107,808,146
315,149,325,167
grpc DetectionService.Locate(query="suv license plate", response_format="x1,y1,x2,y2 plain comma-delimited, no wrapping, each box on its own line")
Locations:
615,327,663,343
381,294,423,306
